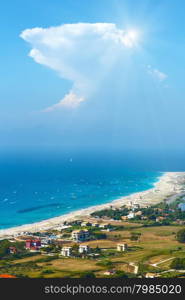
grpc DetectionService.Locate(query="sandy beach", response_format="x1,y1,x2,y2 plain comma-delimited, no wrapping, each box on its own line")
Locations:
0,172,185,239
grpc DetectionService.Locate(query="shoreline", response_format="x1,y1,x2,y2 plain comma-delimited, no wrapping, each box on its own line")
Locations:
0,171,185,239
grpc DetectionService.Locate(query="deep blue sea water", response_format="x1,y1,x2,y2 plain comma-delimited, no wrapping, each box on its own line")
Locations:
0,153,162,229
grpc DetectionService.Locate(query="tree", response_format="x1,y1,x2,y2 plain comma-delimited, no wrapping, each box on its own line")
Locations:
42,245,56,253
97,259,113,267
130,232,141,241
113,271,128,278
170,258,185,269
93,233,107,240
0,240,11,258
72,244,79,256
80,272,96,278
176,229,185,243
94,246,101,253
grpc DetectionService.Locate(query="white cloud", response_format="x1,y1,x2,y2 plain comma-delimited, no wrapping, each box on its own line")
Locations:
147,65,167,82
43,91,85,112
20,23,139,111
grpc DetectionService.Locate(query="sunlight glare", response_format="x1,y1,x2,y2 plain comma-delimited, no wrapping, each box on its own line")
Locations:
123,29,140,47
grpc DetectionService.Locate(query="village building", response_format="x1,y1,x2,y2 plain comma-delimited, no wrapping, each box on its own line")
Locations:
61,247,72,257
99,223,110,229
106,227,114,232
104,270,116,276
135,211,143,216
8,246,17,254
127,212,135,219
92,223,99,228
88,253,100,258
176,219,185,225
47,234,58,240
40,238,50,247
79,245,90,254
156,216,166,222
128,263,139,274
121,216,128,221
72,229,90,242
25,239,41,251
141,216,148,220
81,221,92,227
74,220,82,225
132,203,140,210
117,243,128,252
145,272,160,278
133,265,139,275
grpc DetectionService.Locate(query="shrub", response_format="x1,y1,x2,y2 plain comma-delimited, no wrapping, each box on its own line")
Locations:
112,271,128,278
170,258,185,270
79,272,96,278
176,229,185,243
35,256,58,263
130,232,141,241
93,233,107,240
96,259,113,267
41,269,55,274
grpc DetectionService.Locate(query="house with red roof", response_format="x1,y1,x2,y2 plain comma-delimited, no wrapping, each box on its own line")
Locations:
25,239,41,251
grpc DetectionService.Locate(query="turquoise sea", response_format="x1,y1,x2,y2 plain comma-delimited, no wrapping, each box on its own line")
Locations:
0,153,161,229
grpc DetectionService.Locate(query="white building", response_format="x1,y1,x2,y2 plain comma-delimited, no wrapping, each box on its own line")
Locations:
145,273,159,278
72,230,90,242
133,203,140,209
79,245,90,254
135,211,142,216
92,223,99,228
127,212,135,219
99,223,110,229
104,270,116,276
129,263,139,274
41,239,50,247
81,222,92,227
117,243,128,252
61,247,72,257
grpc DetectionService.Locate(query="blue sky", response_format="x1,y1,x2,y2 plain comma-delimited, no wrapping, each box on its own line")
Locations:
0,0,185,154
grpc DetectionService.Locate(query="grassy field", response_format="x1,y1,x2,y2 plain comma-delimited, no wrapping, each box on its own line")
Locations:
1,224,185,278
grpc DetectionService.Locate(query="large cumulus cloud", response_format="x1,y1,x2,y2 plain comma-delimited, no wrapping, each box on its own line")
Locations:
20,23,139,111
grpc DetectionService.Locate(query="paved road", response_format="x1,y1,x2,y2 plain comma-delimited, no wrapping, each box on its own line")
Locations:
150,257,175,267
161,269,185,274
